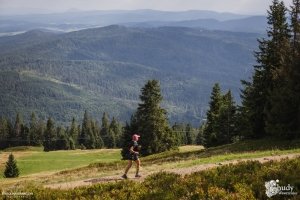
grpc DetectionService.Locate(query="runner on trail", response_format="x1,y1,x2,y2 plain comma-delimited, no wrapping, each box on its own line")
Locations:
122,134,142,179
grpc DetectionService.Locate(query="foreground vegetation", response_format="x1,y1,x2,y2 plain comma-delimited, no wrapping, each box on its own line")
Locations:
2,158,298,200
0,139,300,199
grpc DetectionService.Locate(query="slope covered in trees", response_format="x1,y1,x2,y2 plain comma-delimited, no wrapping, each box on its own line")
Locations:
0,26,261,126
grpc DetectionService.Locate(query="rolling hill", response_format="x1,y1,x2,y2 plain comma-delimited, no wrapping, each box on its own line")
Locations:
0,26,263,127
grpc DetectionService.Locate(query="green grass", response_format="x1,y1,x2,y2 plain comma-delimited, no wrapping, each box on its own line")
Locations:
1,139,300,188
178,148,300,167
0,149,121,182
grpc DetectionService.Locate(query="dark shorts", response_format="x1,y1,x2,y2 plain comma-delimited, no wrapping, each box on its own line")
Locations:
128,153,139,161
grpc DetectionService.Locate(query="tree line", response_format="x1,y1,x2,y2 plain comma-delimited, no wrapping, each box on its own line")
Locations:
0,111,124,151
0,79,203,153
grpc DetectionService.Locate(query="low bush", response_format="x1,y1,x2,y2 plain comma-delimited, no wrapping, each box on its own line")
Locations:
2,156,298,199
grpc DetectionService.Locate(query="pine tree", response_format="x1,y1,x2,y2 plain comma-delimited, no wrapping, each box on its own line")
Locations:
91,119,104,149
171,122,183,146
110,117,123,147
179,121,187,145
79,110,89,147
43,117,57,151
203,83,222,147
239,0,291,139
29,111,41,146
214,90,236,145
70,117,79,148
100,112,114,148
196,125,205,145
13,113,23,146
80,110,95,149
56,126,70,150
4,153,19,178
135,79,176,156
265,0,300,138
186,123,195,145
37,119,45,144
0,116,9,150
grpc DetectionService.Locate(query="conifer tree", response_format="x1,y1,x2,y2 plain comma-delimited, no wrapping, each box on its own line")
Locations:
265,0,300,138
37,119,46,144
135,79,176,156
90,119,104,149
196,125,205,145
172,122,183,146
29,111,41,146
4,153,19,178
56,126,69,150
100,112,114,148
214,90,236,145
110,117,123,147
203,83,222,147
0,116,9,150
80,110,95,149
186,123,195,145
179,121,187,145
13,113,23,146
43,117,57,151
239,0,291,139
70,117,79,147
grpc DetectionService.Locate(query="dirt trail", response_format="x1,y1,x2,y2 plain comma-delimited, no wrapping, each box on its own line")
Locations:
44,153,300,189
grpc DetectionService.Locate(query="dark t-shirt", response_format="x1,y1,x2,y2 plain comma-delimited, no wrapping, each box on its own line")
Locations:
129,140,139,152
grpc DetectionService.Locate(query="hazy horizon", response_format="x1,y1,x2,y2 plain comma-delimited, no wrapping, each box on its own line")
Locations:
0,0,294,16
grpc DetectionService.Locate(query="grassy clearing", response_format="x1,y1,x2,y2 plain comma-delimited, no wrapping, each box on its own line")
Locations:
0,148,121,186
1,139,300,189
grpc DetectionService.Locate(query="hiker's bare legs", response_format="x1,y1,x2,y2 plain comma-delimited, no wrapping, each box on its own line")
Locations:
124,160,132,174
135,159,140,175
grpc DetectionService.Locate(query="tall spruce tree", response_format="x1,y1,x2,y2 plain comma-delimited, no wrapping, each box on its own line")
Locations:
265,0,300,138
214,90,237,145
172,122,183,146
135,79,176,156
29,111,41,146
80,110,96,149
203,83,222,147
4,153,19,178
13,113,23,146
43,117,57,151
186,123,196,145
239,0,290,139
91,119,104,149
110,117,123,147
100,112,115,148
0,116,9,150
37,119,46,144
70,117,79,147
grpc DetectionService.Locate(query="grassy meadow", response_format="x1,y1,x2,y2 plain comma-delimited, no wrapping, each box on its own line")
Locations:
0,139,300,199
0,147,122,187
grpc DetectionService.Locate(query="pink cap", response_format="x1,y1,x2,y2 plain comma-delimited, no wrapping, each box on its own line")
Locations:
132,134,140,139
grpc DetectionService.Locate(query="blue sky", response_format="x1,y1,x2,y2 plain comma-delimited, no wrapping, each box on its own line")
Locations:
0,0,294,15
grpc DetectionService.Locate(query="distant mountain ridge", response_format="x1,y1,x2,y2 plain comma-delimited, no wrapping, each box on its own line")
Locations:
121,16,268,33
0,9,266,36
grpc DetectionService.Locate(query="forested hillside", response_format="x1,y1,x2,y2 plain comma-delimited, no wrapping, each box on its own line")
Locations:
0,26,262,126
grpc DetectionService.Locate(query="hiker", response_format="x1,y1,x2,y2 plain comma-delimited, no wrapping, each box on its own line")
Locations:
122,134,142,179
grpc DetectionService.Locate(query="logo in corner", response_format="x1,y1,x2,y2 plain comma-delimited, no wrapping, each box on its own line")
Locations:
265,179,280,198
